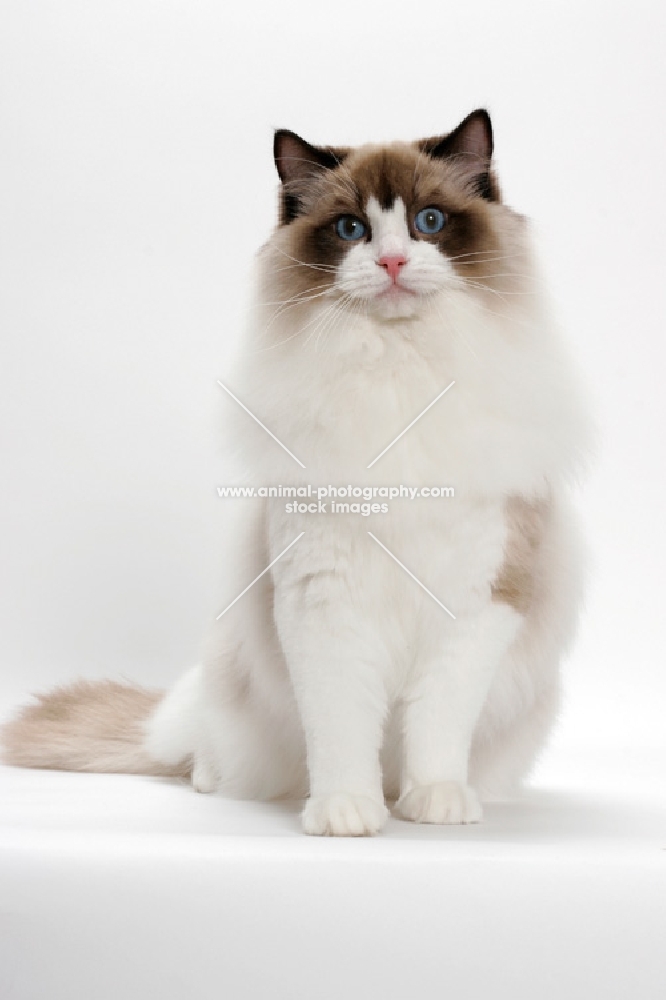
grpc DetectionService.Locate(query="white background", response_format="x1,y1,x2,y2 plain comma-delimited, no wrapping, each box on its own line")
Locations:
2,0,665,760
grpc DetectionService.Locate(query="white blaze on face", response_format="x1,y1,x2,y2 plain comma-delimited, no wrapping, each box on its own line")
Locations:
365,196,411,260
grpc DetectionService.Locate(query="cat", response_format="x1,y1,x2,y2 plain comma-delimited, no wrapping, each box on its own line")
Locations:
1,110,590,836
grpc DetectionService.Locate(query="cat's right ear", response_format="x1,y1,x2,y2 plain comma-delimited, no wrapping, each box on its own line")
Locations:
274,130,347,223
274,130,345,184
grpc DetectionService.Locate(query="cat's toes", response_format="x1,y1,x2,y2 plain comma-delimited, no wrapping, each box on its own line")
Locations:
395,781,482,825
192,757,217,794
302,793,388,837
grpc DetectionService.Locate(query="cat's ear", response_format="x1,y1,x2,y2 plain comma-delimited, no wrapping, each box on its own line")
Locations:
273,130,346,185
419,110,498,201
273,131,348,224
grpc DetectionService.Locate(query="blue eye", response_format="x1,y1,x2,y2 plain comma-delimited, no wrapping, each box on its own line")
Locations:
415,207,447,234
336,216,366,241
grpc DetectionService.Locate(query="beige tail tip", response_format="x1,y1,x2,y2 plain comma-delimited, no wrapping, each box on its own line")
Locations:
1,679,189,777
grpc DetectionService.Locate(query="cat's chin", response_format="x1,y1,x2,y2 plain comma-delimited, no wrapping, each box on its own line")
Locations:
367,287,423,321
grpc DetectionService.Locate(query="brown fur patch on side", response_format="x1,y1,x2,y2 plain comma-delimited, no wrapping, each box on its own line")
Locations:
1,680,190,778
492,495,550,614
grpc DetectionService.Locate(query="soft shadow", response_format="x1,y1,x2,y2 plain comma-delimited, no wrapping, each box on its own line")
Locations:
379,786,665,845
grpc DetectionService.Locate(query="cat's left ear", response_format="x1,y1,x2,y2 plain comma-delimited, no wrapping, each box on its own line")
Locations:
419,109,499,201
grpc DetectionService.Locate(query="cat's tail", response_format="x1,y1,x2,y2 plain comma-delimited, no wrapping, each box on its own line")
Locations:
0,679,191,778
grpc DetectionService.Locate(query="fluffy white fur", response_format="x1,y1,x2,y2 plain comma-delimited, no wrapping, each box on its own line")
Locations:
144,194,589,837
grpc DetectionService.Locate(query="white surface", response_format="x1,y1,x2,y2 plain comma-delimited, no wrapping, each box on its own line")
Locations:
1,750,665,1000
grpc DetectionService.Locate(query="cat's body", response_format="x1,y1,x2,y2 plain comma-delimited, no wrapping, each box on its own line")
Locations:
2,111,589,835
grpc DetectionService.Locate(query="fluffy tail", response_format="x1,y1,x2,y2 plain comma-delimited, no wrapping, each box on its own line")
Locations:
0,680,190,778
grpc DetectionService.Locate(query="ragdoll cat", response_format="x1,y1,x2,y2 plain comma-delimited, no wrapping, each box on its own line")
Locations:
2,110,589,836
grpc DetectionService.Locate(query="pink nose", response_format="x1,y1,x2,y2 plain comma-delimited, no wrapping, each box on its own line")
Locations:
378,254,407,283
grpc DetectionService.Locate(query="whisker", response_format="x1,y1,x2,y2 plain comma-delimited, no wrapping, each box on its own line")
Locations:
459,272,534,281
451,258,533,269
257,287,340,343
432,299,482,364
463,279,535,296
314,295,350,353
303,296,349,352
265,285,337,322
319,293,365,355
448,250,525,262
267,262,337,275
258,283,334,308
274,247,338,273
254,294,347,353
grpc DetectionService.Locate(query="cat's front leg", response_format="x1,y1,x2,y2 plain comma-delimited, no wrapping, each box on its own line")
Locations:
274,588,390,837
396,602,522,825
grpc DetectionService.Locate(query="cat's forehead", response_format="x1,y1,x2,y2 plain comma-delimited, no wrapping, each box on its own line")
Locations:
343,144,430,209
320,142,465,214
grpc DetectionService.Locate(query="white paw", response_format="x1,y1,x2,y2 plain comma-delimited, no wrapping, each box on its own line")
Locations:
192,756,217,794
395,781,482,825
302,793,389,837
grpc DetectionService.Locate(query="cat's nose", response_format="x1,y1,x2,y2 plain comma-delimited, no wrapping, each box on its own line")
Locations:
378,254,407,283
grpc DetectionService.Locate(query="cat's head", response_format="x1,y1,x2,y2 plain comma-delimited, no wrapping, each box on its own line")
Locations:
268,110,525,323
